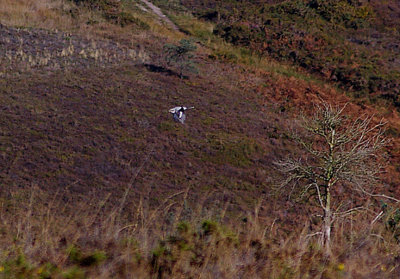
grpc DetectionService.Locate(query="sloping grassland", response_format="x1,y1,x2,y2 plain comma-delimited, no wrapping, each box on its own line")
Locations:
1,0,400,278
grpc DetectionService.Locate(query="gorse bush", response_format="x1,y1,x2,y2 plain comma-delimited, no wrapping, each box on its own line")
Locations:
308,0,374,28
151,220,239,278
164,39,198,78
381,202,400,242
68,246,107,267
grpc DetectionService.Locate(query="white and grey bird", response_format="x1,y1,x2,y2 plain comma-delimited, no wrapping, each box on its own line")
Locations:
169,106,194,124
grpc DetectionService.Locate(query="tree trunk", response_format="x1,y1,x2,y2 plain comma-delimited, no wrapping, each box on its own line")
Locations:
322,185,332,255
323,209,332,253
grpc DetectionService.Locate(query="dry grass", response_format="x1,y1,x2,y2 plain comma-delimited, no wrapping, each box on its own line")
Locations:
0,0,181,42
0,0,80,30
1,187,400,278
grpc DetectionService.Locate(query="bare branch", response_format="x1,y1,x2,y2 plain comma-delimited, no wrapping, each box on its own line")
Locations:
370,211,384,226
359,188,400,203
334,206,366,217
315,183,326,211
306,232,323,238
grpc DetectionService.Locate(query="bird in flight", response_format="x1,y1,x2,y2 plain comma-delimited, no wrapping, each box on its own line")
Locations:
169,106,194,124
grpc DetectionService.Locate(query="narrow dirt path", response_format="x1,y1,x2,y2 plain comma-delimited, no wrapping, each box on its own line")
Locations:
140,0,179,31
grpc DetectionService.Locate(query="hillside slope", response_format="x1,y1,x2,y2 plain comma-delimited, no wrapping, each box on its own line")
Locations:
1,0,400,278
160,0,400,107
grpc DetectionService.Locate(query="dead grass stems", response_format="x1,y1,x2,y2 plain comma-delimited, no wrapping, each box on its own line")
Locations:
1,182,400,278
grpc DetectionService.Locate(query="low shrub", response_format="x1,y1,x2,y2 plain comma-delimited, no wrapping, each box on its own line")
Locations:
164,39,198,78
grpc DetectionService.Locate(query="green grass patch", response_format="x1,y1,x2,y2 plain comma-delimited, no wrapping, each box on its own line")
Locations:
200,133,261,167
169,13,214,42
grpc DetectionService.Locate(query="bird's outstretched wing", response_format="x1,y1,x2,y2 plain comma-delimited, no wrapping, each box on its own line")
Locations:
169,106,195,114
169,106,181,113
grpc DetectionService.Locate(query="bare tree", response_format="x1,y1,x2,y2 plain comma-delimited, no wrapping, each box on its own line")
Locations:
275,103,396,253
